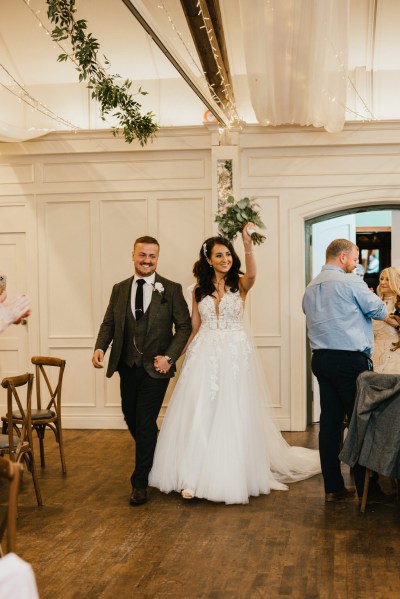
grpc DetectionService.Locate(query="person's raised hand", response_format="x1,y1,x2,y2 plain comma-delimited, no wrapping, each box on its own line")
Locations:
241,223,253,246
0,294,31,332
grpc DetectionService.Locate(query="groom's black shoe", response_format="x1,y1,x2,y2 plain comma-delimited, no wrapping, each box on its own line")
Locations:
130,487,147,506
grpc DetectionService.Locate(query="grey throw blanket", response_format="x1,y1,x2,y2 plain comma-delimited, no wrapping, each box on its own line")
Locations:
339,371,400,478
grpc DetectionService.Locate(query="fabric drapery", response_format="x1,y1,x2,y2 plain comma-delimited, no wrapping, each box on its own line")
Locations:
238,0,349,132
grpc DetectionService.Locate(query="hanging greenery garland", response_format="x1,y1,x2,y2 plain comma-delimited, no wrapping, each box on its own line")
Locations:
46,0,158,145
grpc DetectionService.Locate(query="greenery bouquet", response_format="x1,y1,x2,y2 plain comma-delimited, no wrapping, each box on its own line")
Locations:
215,196,266,245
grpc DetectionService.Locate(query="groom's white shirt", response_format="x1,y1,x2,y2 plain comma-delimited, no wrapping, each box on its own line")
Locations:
131,273,156,318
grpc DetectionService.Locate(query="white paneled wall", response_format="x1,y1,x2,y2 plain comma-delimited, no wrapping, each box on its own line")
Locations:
0,130,212,427
239,123,400,429
0,231,29,381
1,124,400,430
44,201,93,338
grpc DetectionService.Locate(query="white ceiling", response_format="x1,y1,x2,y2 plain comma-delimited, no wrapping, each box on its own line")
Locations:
1,0,400,142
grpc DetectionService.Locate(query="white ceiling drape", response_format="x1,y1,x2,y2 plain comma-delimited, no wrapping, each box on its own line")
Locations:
238,0,349,132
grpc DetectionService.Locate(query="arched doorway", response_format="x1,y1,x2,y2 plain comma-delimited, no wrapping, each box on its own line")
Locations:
304,204,400,424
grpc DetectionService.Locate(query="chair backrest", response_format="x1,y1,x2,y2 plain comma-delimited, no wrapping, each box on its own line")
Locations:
0,457,23,555
31,356,66,413
1,373,34,459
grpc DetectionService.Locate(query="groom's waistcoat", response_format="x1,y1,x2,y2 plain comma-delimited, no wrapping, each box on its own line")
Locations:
121,291,149,367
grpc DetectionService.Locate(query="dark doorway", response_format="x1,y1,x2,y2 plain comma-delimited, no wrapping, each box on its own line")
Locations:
356,230,391,291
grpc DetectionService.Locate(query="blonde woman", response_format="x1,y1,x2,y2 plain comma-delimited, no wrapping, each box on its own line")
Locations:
372,267,400,373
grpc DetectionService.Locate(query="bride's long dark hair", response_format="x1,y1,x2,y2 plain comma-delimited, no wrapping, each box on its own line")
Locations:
193,236,243,303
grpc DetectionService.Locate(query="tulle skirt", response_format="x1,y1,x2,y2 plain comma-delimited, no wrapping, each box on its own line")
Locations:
149,326,321,504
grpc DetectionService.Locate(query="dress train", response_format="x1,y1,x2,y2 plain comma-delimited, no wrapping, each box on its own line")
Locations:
149,292,320,504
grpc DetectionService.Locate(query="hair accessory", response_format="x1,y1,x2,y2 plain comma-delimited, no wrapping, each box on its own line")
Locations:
203,242,207,258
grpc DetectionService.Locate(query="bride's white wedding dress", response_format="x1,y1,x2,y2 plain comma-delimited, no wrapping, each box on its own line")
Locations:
149,291,320,504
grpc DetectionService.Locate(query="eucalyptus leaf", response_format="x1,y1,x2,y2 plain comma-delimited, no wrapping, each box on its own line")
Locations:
46,0,158,145
236,199,248,209
215,196,266,244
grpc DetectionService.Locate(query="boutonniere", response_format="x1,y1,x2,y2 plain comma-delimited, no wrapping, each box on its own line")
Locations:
153,282,164,294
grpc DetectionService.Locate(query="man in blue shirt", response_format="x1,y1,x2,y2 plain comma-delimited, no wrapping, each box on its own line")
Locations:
303,239,390,502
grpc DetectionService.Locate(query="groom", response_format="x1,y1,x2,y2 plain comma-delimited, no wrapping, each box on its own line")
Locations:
92,236,191,505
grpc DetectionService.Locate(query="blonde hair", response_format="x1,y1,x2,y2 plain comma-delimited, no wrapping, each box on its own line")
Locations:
377,267,400,298
325,239,357,260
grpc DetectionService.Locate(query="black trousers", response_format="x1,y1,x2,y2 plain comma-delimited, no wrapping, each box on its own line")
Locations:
312,349,379,496
119,363,169,489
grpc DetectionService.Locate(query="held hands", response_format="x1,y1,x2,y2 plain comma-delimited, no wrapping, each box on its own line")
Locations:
154,355,172,375
92,351,172,372
92,349,104,368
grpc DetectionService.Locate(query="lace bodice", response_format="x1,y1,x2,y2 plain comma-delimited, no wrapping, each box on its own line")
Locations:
181,290,250,398
198,291,243,330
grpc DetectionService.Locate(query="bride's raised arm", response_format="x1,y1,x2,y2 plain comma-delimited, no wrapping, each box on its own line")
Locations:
239,225,256,295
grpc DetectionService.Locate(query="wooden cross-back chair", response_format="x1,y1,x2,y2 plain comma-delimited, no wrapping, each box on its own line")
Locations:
2,358,67,475
0,457,23,556
30,356,66,474
23,357,66,474
0,373,42,506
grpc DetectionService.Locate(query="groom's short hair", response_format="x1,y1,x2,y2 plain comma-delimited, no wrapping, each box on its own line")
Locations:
134,236,159,248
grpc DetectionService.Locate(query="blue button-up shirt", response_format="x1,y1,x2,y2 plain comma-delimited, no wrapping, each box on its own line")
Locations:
302,265,387,356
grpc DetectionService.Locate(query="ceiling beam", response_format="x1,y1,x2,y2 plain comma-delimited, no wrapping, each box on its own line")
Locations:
180,0,235,115
121,0,232,127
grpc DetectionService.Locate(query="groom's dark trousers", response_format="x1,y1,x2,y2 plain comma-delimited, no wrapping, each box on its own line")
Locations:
95,273,191,490
119,362,169,488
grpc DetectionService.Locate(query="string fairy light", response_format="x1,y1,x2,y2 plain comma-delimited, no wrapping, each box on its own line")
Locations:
18,1,370,132
0,63,79,131
195,0,240,122
19,0,126,134
21,0,80,67
156,1,220,106
328,38,375,122
0,0,82,134
157,2,371,127
345,75,375,121
157,1,240,124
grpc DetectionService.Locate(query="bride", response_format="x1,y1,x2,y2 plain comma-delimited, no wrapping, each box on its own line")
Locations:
149,227,320,504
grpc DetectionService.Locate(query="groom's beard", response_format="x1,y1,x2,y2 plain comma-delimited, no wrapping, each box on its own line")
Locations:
135,262,157,277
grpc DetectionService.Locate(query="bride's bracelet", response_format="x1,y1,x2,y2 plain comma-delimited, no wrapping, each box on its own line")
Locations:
245,251,253,255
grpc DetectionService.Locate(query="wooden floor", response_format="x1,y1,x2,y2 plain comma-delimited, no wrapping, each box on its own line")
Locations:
4,427,400,599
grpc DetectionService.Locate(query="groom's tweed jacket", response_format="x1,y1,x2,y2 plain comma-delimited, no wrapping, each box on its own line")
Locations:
95,273,191,379
339,371,400,478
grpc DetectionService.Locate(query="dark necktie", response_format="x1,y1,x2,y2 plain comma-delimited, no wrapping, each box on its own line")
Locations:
135,279,145,320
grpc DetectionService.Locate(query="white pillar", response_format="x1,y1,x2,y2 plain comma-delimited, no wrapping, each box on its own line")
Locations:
392,211,400,269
